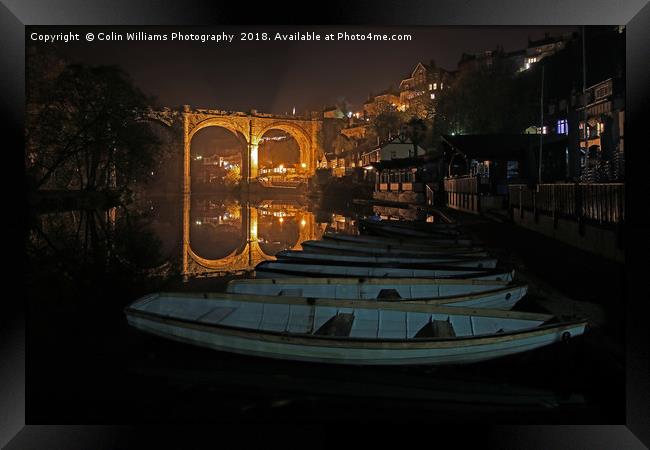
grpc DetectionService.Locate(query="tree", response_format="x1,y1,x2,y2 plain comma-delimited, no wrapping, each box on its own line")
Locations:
432,64,538,144
405,117,427,156
26,57,162,192
373,111,406,141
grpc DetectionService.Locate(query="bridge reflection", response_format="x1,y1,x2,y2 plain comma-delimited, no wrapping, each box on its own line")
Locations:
182,194,324,279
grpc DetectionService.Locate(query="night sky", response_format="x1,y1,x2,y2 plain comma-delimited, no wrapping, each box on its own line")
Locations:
34,25,578,114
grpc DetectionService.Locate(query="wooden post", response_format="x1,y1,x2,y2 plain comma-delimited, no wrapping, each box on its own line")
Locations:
552,185,558,229
576,182,585,236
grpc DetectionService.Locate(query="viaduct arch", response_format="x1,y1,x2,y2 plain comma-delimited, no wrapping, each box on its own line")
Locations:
182,105,324,193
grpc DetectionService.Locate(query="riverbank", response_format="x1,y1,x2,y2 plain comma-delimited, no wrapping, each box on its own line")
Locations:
438,206,625,362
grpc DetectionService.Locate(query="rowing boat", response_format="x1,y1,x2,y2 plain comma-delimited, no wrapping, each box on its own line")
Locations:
360,219,463,238
254,261,514,281
227,278,527,309
322,232,473,247
125,292,587,365
300,240,488,257
275,250,497,268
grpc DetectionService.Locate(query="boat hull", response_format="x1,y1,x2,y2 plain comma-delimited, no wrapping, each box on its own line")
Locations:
227,280,527,309
301,240,488,257
126,312,586,366
255,262,514,282
323,232,473,247
276,250,498,269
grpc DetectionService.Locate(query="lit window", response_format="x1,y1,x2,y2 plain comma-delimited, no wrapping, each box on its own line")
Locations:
433,83,437,90
430,93,435,100
557,119,568,135
428,83,433,90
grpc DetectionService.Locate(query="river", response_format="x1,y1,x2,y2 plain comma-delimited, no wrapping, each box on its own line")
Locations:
25,192,621,423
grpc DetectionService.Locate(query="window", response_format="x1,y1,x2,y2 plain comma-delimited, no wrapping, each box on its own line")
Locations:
433,83,437,90
428,83,433,90
542,126,548,134
506,160,519,179
557,119,568,135
430,93,435,100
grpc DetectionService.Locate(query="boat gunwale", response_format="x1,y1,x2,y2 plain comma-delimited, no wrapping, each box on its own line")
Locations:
124,306,587,349
301,242,487,256
254,265,514,281
129,290,544,320
322,232,472,246
228,277,511,287
278,249,494,262
301,239,476,251
224,283,528,305
260,258,505,272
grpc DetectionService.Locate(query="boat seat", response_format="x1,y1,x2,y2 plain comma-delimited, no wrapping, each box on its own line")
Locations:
414,317,456,338
278,289,303,297
376,289,402,301
313,313,355,337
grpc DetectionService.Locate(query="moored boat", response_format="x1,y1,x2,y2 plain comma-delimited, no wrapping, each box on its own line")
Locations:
125,292,587,366
254,261,514,281
301,240,488,258
360,217,460,231
227,277,527,309
360,218,463,238
275,250,497,269
322,232,473,247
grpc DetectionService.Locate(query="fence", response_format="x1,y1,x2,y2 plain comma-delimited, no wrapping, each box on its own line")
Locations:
508,183,625,225
443,176,480,213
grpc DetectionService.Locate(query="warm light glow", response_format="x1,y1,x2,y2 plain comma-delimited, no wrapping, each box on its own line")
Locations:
300,219,307,227
301,162,307,168
279,217,284,223
250,143,259,178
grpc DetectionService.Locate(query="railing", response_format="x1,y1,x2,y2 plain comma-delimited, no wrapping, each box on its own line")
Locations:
444,175,477,194
443,176,481,213
509,183,625,225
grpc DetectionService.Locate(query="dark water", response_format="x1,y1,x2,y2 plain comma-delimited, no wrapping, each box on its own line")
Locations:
26,193,623,424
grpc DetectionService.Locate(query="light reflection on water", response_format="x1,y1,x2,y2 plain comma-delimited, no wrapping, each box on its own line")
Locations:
182,194,359,277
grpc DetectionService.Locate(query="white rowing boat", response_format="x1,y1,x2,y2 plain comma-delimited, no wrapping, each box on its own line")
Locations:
125,292,587,365
322,232,473,247
360,219,463,238
275,250,497,269
300,240,488,257
254,261,514,281
227,278,527,309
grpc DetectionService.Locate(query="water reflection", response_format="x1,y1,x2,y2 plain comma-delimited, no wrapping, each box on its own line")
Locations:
183,194,356,278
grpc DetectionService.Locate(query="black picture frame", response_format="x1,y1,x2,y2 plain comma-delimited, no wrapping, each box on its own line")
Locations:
4,0,649,447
